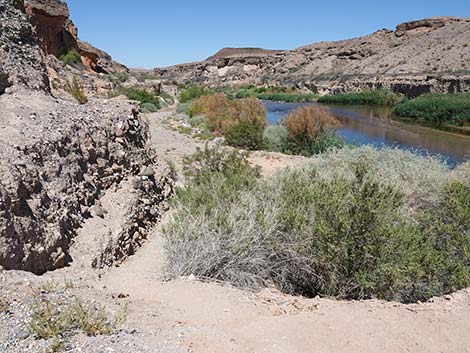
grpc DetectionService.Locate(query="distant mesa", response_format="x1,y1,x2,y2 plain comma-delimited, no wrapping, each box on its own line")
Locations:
155,17,470,97
206,47,285,61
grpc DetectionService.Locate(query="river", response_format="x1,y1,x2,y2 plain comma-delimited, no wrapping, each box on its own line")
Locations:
264,101,470,165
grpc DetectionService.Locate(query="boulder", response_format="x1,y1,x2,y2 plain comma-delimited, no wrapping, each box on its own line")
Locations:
0,66,10,94
25,0,77,57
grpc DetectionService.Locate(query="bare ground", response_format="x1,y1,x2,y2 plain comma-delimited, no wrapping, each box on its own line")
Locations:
1,106,470,353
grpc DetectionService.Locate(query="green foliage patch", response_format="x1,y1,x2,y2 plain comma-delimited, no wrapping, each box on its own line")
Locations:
318,89,401,106
393,93,470,125
164,146,470,303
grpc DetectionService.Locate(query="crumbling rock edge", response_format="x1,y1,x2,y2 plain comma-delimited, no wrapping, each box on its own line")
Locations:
0,92,174,275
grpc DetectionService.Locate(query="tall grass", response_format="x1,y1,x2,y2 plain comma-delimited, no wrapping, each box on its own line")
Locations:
219,86,318,102
163,145,470,303
318,89,401,106
179,85,213,103
64,76,88,104
111,87,161,109
393,93,470,125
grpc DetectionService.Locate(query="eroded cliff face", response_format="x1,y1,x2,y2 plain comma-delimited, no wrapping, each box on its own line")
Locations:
24,0,127,74
155,17,470,97
0,0,173,274
0,0,50,92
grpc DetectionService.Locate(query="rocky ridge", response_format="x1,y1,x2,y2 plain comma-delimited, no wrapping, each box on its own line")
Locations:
155,17,470,96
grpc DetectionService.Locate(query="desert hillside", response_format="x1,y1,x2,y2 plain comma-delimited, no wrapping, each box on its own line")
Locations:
155,17,470,96
1,1,470,352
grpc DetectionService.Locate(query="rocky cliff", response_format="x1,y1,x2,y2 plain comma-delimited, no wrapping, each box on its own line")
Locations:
24,0,127,74
0,0,50,93
0,0,173,274
155,17,470,96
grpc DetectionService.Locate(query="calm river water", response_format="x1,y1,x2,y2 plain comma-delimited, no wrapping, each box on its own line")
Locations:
264,101,470,165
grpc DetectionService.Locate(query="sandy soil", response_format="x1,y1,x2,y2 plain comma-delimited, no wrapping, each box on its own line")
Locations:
2,106,470,353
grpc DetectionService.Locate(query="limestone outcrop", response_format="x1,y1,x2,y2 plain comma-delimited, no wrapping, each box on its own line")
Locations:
155,17,470,97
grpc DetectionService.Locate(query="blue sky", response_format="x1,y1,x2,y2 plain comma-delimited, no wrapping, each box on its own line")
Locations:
67,0,470,69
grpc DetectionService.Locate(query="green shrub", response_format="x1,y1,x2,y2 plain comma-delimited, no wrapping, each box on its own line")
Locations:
107,72,130,85
393,93,470,125
218,86,318,102
188,115,206,127
163,146,470,303
224,120,265,150
28,296,127,352
318,89,401,106
118,87,160,108
263,125,289,152
289,132,344,156
159,91,175,105
59,50,81,66
181,143,260,187
141,102,158,113
179,85,213,103
176,102,191,114
64,76,88,104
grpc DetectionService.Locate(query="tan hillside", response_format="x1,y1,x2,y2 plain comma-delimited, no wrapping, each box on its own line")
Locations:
155,17,470,96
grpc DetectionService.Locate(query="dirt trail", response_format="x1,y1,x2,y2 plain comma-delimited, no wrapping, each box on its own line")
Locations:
96,108,470,353
2,106,469,353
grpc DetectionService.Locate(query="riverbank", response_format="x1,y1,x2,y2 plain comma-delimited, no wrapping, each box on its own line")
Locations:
2,105,470,353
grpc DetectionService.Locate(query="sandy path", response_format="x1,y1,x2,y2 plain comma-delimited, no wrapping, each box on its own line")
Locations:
96,108,470,353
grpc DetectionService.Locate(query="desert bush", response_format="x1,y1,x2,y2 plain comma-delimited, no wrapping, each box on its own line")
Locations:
188,114,206,127
64,76,88,104
179,85,213,103
393,93,470,125
59,50,81,66
283,105,342,155
181,143,260,186
28,296,127,352
318,89,401,106
141,102,158,113
224,120,265,150
263,125,289,152
176,102,191,114
284,105,340,145
164,146,470,303
118,87,160,107
189,93,268,137
189,93,234,132
159,91,175,105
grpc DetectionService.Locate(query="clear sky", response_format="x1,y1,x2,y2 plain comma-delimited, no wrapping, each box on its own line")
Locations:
67,0,470,69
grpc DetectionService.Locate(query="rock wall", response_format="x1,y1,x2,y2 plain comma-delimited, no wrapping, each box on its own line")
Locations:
0,0,173,274
155,17,470,97
25,0,127,74
0,0,50,92
0,93,173,274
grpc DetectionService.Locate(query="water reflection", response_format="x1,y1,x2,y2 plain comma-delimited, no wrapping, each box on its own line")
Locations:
263,101,470,165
